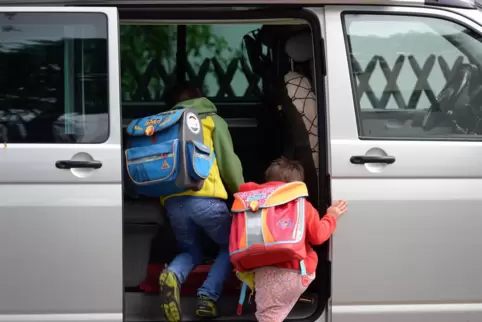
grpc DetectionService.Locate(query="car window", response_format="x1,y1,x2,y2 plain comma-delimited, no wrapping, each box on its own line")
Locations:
187,24,262,100
344,13,482,140
120,24,262,108
0,12,108,144
120,24,177,103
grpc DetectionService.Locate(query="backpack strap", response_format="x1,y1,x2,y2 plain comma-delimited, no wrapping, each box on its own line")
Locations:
300,260,309,287
237,282,248,316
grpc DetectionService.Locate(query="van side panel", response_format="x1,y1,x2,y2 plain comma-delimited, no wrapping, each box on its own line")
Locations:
322,5,482,322
0,185,122,315
0,7,122,322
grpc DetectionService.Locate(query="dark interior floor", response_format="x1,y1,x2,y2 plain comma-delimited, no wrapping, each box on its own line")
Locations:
125,292,318,321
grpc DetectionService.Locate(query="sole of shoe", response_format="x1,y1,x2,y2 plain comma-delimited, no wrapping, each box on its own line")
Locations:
195,303,218,319
195,310,218,319
159,271,182,322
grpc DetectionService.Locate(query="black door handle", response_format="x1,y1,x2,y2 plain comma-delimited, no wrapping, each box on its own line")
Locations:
350,155,396,165
56,160,102,170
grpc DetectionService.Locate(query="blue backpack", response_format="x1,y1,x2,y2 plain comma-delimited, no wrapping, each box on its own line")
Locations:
125,108,215,197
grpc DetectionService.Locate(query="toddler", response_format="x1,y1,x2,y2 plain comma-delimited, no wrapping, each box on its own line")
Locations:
236,157,347,322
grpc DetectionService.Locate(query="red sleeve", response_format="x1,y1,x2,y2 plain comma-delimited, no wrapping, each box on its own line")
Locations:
306,201,337,246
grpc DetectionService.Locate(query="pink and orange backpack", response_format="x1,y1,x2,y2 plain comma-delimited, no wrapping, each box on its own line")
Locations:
229,181,310,314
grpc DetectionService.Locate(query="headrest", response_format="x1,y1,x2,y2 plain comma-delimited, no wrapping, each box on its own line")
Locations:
285,32,313,63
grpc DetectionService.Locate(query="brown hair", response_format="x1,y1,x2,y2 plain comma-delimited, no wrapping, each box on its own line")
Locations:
164,81,203,107
265,157,304,183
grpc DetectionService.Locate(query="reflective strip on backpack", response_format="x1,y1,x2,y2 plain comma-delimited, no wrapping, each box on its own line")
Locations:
245,209,264,247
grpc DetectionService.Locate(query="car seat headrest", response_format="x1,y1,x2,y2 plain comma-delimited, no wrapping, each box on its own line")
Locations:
285,32,313,63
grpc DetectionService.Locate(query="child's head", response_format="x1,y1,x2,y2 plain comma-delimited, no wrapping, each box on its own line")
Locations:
265,157,304,183
164,81,203,107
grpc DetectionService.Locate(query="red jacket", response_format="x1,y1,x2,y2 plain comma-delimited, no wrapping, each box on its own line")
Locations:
238,181,337,274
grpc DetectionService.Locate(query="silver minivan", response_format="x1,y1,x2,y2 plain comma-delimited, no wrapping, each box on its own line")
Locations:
1,0,482,321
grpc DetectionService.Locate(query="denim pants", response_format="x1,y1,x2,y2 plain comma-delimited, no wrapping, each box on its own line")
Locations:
164,196,232,301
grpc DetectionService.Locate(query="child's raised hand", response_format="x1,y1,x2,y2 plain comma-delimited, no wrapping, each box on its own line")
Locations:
327,200,348,219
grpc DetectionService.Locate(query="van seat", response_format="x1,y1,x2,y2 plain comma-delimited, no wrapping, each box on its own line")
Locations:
124,196,163,288
124,195,164,224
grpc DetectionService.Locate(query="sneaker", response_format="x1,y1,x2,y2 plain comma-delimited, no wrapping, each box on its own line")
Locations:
159,269,182,322
195,294,218,318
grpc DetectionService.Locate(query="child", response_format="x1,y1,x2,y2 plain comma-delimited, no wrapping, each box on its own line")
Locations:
159,83,244,321
237,157,347,322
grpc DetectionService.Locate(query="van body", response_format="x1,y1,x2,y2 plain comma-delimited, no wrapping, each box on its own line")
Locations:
1,0,482,322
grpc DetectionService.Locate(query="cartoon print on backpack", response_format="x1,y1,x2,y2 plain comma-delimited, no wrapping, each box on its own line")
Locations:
278,219,293,229
186,112,201,134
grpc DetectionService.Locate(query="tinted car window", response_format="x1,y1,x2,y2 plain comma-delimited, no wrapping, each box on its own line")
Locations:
344,13,482,140
120,24,262,105
0,12,108,143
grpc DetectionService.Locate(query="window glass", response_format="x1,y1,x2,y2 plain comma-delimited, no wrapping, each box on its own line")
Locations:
187,24,262,100
120,24,177,103
120,24,262,105
0,12,108,143
344,14,482,139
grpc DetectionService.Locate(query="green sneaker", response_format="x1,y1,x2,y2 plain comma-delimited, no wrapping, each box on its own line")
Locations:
195,294,218,319
159,269,182,322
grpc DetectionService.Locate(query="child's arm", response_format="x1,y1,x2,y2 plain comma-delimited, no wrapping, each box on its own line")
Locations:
306,200,347,245
212,115,245,193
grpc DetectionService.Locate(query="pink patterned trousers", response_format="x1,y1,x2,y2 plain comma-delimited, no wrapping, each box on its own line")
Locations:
253,267,315,322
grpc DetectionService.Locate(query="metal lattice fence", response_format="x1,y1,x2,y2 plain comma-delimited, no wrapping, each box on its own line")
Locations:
352,54,465,110
122,54,465,109
121,56,261,102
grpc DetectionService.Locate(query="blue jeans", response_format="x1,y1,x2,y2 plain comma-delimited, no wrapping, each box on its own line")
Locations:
164,196,232,301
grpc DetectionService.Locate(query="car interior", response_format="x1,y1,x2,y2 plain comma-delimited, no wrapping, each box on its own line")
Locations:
120,14,329,321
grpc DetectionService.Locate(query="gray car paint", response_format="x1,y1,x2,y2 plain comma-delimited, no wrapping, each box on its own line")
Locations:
0,6,123,322
1,2,482,322
318,4,482,322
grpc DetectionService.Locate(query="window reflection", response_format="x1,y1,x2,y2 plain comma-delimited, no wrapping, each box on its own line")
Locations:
0,12,109,143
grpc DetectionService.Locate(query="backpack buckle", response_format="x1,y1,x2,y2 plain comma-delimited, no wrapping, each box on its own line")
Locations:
249,200,259,212
145,125,155,136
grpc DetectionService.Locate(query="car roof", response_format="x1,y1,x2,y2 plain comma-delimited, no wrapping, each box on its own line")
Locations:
0,0,475,9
